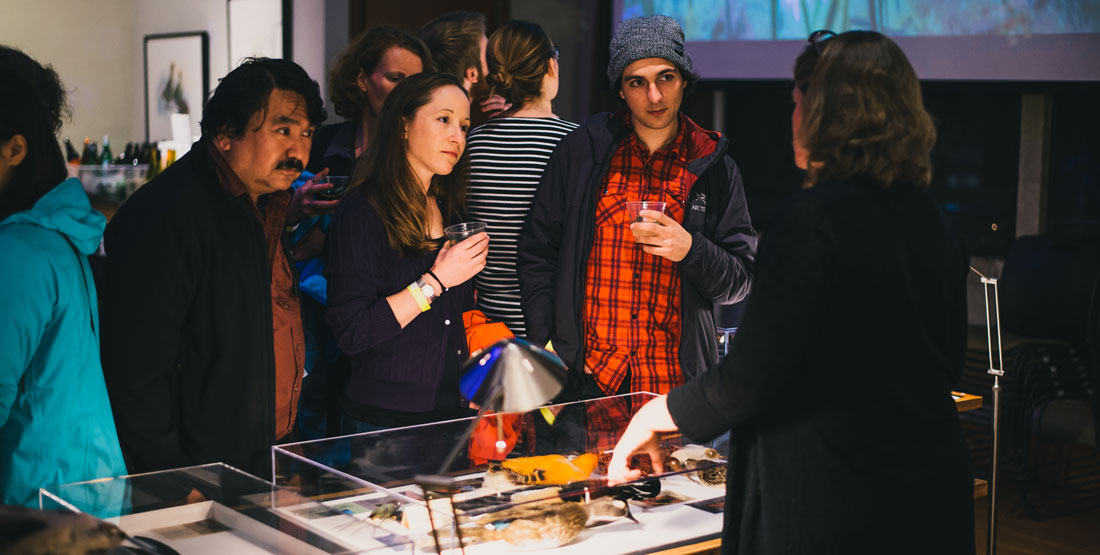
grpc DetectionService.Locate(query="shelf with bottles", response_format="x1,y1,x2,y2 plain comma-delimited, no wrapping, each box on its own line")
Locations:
64,135,168,203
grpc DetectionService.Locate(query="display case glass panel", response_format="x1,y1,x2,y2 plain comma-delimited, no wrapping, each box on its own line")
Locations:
274,393,729,553
39,462,412,554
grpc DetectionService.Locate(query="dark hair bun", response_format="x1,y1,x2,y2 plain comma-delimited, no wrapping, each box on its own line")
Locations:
485,20,554,107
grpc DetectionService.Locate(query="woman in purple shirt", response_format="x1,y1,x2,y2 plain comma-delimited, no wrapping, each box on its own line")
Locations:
326,72,489,433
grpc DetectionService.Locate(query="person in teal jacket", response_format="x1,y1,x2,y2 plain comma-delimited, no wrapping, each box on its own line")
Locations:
0,45,127,507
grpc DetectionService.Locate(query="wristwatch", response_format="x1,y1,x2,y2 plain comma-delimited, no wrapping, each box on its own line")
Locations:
416,277,440,303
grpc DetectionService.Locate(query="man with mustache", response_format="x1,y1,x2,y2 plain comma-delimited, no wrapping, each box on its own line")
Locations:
99,58,325,477
519,15,756,404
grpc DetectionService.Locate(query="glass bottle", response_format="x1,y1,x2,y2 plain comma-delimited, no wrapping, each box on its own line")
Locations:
79,137,94,165
146,143,160,180
64,136,80,165
100,135,113,165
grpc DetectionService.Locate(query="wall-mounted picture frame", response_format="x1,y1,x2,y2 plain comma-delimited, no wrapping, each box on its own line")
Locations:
143,32,209,143
227,0,293,68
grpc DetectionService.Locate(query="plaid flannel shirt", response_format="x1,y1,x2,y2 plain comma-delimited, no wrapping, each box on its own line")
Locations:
582,112,716,396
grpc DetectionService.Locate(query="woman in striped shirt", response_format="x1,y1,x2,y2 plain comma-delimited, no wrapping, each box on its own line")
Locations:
467,20,578,337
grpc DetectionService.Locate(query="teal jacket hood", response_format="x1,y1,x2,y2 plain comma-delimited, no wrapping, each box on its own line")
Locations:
0,177,126,507
0,178,105,254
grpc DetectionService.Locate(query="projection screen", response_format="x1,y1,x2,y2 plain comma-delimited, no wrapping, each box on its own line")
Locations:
614,1,1100,81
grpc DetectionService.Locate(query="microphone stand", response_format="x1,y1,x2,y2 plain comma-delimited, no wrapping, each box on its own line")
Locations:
415,385,504,555
971,266,1004,555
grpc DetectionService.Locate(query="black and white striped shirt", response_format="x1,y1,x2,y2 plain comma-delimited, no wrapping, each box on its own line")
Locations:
467,116,579,337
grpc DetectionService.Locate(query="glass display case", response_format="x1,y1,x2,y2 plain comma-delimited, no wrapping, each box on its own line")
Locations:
274,393,729,553
75,163,149,201
39,462,412,554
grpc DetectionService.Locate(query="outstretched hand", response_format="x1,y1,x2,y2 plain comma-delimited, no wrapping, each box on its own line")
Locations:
630,210,693,262
607,395,680,485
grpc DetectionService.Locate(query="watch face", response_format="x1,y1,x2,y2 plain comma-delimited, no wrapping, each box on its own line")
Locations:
421,282,435,298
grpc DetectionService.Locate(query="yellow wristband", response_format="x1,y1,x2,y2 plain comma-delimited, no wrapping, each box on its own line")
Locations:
407,283,431,312
539,407,557,426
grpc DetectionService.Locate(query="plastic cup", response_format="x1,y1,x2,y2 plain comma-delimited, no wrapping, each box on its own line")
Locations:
315,175,349,201
625,201,667,223
717,327,738,359
444,221,488,243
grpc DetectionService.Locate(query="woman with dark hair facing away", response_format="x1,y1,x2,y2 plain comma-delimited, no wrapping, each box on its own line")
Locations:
609,31,974,554
466,20,577,337
0,46,127,506
326,73,489,432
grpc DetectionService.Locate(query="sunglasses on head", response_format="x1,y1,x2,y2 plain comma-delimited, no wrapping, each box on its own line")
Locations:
808,29,836,54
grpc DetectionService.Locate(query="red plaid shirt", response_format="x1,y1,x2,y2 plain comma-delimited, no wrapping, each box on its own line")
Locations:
584,393,636,453
583,112,717,396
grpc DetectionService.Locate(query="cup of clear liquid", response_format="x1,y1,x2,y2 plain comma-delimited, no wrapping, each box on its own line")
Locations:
625,200,667,223
444,221,488,243
717,327,738,360
314,175,349,201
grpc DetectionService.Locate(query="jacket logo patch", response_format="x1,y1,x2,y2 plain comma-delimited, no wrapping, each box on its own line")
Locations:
690,193,707,213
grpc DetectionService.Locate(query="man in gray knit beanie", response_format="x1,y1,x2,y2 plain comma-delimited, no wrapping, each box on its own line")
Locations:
517,14,756,399
607,14,699,153
607,14,696,90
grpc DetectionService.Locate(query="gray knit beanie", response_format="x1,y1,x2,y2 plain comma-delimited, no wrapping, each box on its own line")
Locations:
607,15,694,88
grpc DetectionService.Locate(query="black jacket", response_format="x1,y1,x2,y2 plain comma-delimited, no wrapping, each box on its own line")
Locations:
325,188,475,413
100,142,287,479
518,112,756,386
668,178,974,554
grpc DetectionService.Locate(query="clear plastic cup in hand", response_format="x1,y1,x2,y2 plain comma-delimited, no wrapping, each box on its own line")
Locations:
625,201,667,223
444,221,488,244
314,175,349,201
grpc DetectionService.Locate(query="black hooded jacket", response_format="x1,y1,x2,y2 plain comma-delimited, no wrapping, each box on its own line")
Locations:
518,112,756,388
